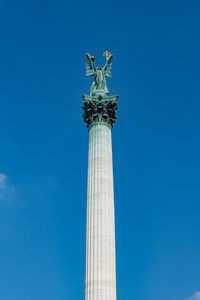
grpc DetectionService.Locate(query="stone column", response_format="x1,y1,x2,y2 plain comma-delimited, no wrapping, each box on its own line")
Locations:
83,94,118,300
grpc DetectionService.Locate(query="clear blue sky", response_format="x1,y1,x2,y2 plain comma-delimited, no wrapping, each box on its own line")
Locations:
0,0,200,300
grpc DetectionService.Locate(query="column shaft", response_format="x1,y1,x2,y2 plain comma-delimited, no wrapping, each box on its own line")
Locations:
85,122,116,300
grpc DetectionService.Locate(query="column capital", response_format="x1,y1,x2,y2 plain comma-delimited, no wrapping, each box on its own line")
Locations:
82,94,119,129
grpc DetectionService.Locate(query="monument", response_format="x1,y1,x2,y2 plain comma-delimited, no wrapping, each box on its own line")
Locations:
82,51,118,300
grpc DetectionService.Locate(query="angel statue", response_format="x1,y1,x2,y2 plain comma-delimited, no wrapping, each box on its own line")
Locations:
85,52,113,97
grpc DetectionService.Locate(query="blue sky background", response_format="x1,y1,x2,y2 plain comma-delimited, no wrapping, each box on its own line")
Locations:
0,0,200,300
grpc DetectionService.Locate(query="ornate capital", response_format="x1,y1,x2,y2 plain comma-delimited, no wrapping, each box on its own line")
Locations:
82,94,118,129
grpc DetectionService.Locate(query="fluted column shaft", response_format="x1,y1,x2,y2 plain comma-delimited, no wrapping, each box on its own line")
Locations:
85,122,116,300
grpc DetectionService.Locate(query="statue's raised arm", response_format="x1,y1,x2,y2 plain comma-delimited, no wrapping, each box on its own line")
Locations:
85,53,96,76
103,54,113,77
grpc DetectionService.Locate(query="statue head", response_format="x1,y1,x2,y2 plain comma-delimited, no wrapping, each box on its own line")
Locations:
97,66,102,70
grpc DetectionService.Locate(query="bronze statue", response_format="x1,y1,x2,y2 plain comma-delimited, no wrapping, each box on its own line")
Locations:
85,52,113,97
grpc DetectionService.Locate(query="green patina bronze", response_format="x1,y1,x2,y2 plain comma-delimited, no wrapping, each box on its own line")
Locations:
82,52,119,128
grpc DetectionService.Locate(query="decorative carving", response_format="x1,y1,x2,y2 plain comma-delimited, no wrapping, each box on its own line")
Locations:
82,94,118,129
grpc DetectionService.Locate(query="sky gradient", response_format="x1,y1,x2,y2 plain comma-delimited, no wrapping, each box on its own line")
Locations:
0,0,200,300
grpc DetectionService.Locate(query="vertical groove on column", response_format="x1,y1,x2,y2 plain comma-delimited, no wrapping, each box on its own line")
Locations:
91,127,94,300
93,125,95,300
112,132,116,300
99,125,102,300
88,126,91,300
108,131,113,299
96,124,99,300
86,129,89,300
90,128,93,300
104,125,108,300
88,128,91,300
93,126,98,300
91,125,95,300
101,125,104,299
108,127,112,300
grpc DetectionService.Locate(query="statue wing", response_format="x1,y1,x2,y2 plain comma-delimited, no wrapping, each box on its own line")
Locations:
103,54,114,77
85,53,95,76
